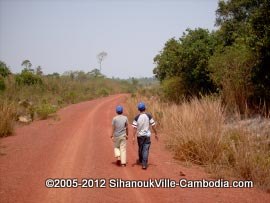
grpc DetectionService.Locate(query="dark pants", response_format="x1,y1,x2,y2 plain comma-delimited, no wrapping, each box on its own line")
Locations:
137,136,151,167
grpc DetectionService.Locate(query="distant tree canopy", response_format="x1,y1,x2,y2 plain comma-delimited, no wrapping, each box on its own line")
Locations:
97,52,108,72
88,68,104,78
35,66,43,76
16,68,42,86
0,61,11,78
14,60,43,86
21,59,34,72
0,61,11,91
154,0,270,112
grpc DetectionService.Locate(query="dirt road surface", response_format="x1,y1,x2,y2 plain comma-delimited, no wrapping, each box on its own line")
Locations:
0,94,269,203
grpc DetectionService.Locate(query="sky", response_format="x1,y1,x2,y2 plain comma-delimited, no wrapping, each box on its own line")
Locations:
0,0,219,79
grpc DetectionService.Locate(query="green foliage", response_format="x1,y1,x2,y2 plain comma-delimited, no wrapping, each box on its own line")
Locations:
209,44,256,113
0,61,11,78
154,0,270,112
161,77,184,103
97,88,110,97
88,69,104,78
153,38,181,81
131,77,138,87
35,103,57,120
154,28,217,98
15,68,43,86
0,78,5,91
0,60,144,137
0,61,11,91
216,0,270,106
64,91,77,104
47,72,60,78
21,59,32,70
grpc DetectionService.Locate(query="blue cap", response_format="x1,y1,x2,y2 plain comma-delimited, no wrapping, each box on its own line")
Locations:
116,105,123,114
138,102,146,111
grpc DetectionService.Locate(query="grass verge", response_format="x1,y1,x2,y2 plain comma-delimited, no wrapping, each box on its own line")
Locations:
127,95,270,190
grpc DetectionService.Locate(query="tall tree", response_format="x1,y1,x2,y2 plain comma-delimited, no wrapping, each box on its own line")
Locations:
35,66,43,76
153,28,218,97
209,44,256,113
21,59,32,70
216,0,270,106
97,51,107,72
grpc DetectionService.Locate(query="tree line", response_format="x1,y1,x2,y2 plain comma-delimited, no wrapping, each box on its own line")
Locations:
153,0,270,114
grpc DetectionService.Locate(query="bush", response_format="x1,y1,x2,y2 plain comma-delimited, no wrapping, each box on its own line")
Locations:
161,77,184,103
35,103,57,119
209,44,256,113
15,70,43,86
0,100,16,137
0,78,5,91
97,88,110,97
63,92,76,104
0,61,11,78
153,29,217,98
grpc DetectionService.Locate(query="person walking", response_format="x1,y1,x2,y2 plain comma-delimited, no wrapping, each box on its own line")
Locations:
111,105,129,167
132,102,158,170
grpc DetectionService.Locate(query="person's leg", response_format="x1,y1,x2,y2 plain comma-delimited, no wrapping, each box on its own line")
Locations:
119,135,127,165
141,136,151,169
114,136,121,165
137,136,144,164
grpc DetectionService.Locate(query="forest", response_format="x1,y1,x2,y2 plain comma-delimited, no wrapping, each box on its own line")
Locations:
153,0,270,115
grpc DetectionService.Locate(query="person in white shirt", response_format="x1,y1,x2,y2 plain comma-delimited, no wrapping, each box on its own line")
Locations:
132,102,158,169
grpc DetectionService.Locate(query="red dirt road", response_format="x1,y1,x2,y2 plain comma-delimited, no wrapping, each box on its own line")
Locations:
0,94,269,203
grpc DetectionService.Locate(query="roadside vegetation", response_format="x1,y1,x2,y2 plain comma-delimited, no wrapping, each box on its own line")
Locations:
0,100,16,137
128,0,270,190
0,60,144,137
1,0,269,191
127,94,270,190
153,0,270,115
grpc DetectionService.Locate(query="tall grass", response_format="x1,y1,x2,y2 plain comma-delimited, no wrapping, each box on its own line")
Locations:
164,98,225,165
127,95,270,190
0,100,16,137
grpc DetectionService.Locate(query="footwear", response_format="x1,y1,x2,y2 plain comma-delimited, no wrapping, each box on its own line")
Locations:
121,164,126,167
142,165,147,170
136,160,142,165
116,160,121,166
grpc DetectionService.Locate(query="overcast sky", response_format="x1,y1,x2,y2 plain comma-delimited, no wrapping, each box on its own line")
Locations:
0,0,219,78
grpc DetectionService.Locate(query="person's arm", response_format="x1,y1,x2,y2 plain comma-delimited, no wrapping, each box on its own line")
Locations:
152,125,158,141
132,127,137,144
132,116,139,144
149,115,158,141
111,119,115,141
111,125,115,140
125,120,129,140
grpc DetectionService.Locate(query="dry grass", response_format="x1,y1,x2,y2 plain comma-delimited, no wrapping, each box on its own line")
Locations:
0,100,16,137
126,95,165,126
127,94,270,190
